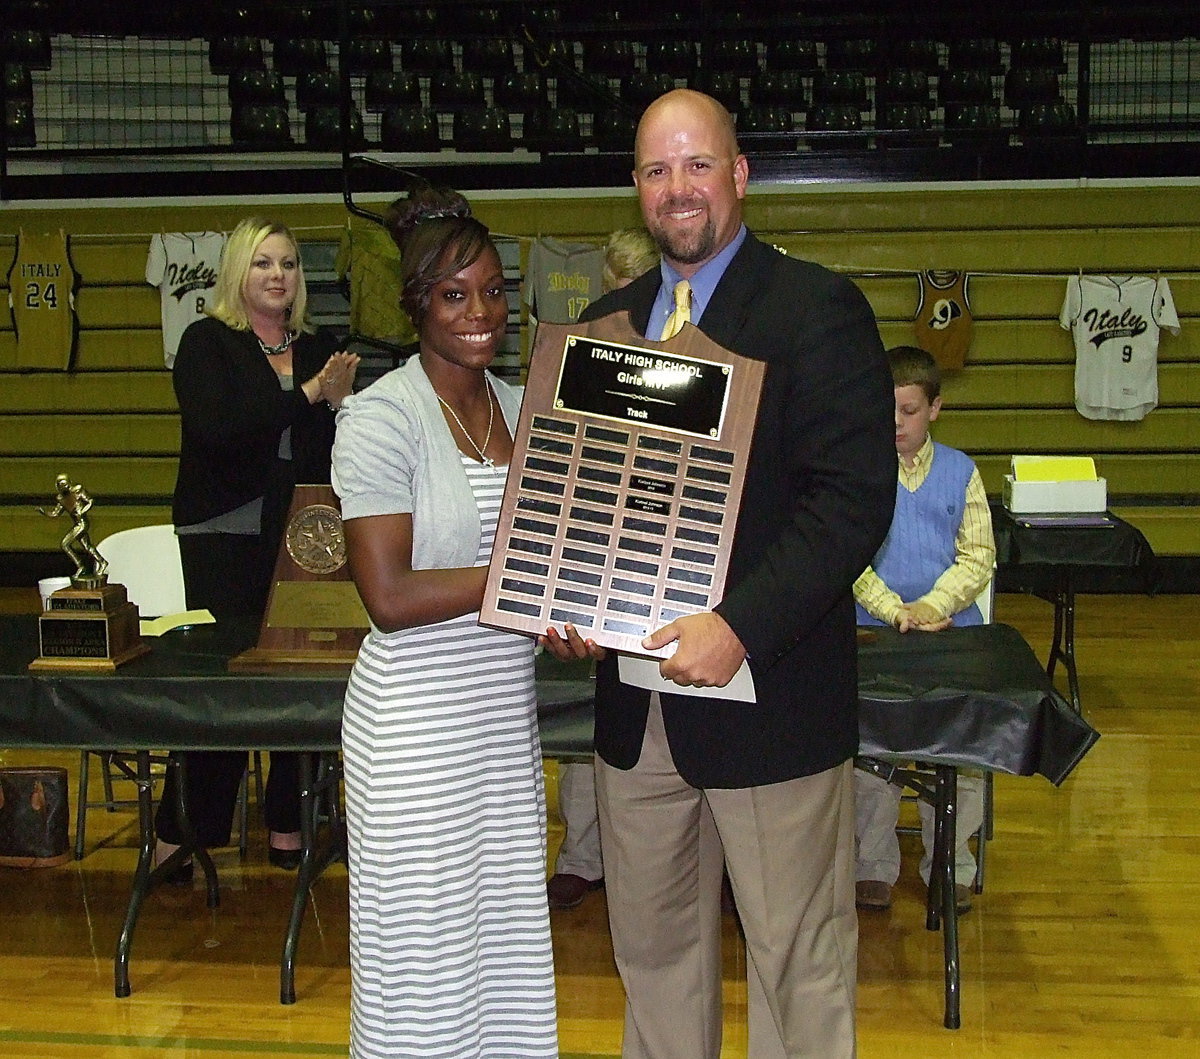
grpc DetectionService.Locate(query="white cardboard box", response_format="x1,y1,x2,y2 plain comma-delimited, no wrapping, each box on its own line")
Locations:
1002,475,1108,514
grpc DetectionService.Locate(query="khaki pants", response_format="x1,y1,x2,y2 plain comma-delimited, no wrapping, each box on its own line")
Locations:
596,694,858,1059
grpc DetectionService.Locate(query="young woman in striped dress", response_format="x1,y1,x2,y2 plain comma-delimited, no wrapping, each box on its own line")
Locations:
332,186,557,1058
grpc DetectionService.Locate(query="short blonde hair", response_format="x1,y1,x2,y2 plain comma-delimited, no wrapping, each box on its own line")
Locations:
208,217,312,332
602,227,658,292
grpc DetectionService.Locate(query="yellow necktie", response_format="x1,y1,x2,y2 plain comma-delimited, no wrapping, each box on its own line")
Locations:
660,280,691,340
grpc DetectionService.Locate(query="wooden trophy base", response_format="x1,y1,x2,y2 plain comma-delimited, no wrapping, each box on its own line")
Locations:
29,582,150,672
227,645,362,672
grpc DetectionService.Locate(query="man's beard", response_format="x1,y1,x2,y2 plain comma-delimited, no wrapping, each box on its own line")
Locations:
649,207,716,266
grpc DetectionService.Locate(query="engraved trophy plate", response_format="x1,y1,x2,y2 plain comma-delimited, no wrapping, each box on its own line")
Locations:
31,582,149,672
480,313,765,657
228,485,369,671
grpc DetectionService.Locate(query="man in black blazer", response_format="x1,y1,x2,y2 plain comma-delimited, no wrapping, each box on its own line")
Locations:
560,89,896,1057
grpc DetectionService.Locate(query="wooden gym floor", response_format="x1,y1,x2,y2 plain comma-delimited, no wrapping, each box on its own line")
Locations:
0,587,1197,1057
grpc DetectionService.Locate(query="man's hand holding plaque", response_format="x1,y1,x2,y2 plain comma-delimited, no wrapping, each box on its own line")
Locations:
541,609,754,702
542,609,748,691
641,611,747,689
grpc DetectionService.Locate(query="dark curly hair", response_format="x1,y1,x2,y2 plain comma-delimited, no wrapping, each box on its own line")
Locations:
384,184,494,328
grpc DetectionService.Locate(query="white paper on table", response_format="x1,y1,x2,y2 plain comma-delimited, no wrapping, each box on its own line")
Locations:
618,654,757,703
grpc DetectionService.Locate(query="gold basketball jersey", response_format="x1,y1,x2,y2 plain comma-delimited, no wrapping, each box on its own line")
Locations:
913,270,972,371
7,229,79,370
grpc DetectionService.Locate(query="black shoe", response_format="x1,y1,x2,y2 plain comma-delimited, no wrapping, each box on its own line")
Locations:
546,872,603,910
268,846,302,871
855,879,893,910
157,859,193,887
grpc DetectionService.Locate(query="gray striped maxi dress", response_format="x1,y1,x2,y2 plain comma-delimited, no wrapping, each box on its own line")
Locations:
341,458,557,1058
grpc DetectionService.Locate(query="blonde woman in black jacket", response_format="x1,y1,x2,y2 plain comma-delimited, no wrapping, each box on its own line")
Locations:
156,217,358,878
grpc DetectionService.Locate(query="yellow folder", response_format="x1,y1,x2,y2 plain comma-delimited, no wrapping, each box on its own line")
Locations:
1010,455,1097,482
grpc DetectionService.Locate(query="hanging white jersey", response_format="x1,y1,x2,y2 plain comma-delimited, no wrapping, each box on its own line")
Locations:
145,231,225,367
1060,274,1180,421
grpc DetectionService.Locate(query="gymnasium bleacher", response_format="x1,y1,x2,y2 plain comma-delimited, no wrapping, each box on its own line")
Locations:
5,2,1199,171
1,0,1198,586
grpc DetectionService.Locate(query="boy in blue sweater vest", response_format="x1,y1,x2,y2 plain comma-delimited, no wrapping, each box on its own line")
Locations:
853,345,995,912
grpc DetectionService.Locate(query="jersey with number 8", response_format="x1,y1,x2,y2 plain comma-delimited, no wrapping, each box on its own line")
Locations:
145,230,226,368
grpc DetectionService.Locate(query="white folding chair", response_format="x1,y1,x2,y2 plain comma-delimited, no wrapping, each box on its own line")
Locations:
975,573,995,624
99,524,187,618
74,526,260,858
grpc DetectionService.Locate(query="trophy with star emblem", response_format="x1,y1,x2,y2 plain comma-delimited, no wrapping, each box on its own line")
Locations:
228,484,370,672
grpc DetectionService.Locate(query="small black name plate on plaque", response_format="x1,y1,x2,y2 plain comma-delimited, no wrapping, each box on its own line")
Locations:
480,313,764,657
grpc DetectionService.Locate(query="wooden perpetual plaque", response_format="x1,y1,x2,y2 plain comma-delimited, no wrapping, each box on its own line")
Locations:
228,484,370,672
29,581,149,672
480,313,765,657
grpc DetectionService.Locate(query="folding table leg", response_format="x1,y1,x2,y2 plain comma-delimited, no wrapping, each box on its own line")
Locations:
926,765,961,1030
280,752,317,1004
1045,570,1081,712
281,752,346,1004
173,755,220,908
114,753,218,997
114,751,155,997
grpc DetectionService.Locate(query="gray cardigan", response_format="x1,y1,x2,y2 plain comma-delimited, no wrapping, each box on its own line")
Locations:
331,354,522,572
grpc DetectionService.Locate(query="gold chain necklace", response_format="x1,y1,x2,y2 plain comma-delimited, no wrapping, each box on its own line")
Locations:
435,381,496,469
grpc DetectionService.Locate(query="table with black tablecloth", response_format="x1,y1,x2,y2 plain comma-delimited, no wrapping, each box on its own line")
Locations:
0,615,597,1006
0,615,1097,1028
992,506,1154,711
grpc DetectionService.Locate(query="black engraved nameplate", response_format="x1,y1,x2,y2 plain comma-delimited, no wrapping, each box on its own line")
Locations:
480,312,764,657
29,582,149,672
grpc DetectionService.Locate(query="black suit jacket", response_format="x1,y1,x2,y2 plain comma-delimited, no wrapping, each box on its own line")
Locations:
172,317,339,534
579,233,896,788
